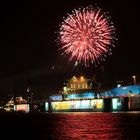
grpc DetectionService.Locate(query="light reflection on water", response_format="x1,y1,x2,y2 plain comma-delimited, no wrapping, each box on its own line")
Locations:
42,112,140,140
1,112,140,140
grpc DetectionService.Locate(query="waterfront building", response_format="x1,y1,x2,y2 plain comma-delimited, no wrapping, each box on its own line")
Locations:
46,76,140,112
64,76,92,93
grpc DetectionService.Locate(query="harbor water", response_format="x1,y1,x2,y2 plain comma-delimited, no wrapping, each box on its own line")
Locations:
1,112,140,140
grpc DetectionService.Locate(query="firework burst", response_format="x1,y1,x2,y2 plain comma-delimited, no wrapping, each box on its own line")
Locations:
59,6,117,66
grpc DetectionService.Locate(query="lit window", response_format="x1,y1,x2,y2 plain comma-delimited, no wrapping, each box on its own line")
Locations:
78,84,80,89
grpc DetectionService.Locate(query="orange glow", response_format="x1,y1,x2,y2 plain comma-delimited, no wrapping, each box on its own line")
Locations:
80,76,84,81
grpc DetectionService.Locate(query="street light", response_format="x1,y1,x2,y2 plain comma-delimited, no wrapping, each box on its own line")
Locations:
132,75,136,85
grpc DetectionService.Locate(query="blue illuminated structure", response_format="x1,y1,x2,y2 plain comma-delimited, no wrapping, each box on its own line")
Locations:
111,85,140,96
64,92,95,100
49,95,62,101
100,91,114,98
48,85,140,101
97,85,140,98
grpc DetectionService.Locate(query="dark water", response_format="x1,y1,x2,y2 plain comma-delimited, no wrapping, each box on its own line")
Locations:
1,112,140,140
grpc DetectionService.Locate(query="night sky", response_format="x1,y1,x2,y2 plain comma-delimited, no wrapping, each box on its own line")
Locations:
0,0,139,99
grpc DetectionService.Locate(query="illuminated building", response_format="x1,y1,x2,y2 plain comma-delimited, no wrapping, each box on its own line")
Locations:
63,76,92,94
49,76,140,102
46,75,140,112
4,96,30,113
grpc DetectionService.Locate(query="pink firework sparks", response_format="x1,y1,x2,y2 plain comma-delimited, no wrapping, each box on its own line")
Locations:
59,6,116,66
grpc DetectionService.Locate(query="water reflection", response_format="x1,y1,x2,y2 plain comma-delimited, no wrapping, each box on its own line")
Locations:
1,112,140,140
46,112,140,140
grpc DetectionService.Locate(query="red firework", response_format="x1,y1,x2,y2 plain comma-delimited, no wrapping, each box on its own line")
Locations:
59,6,116,66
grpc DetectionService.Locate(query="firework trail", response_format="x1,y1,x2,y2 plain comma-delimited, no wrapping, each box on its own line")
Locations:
59,6,116,66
